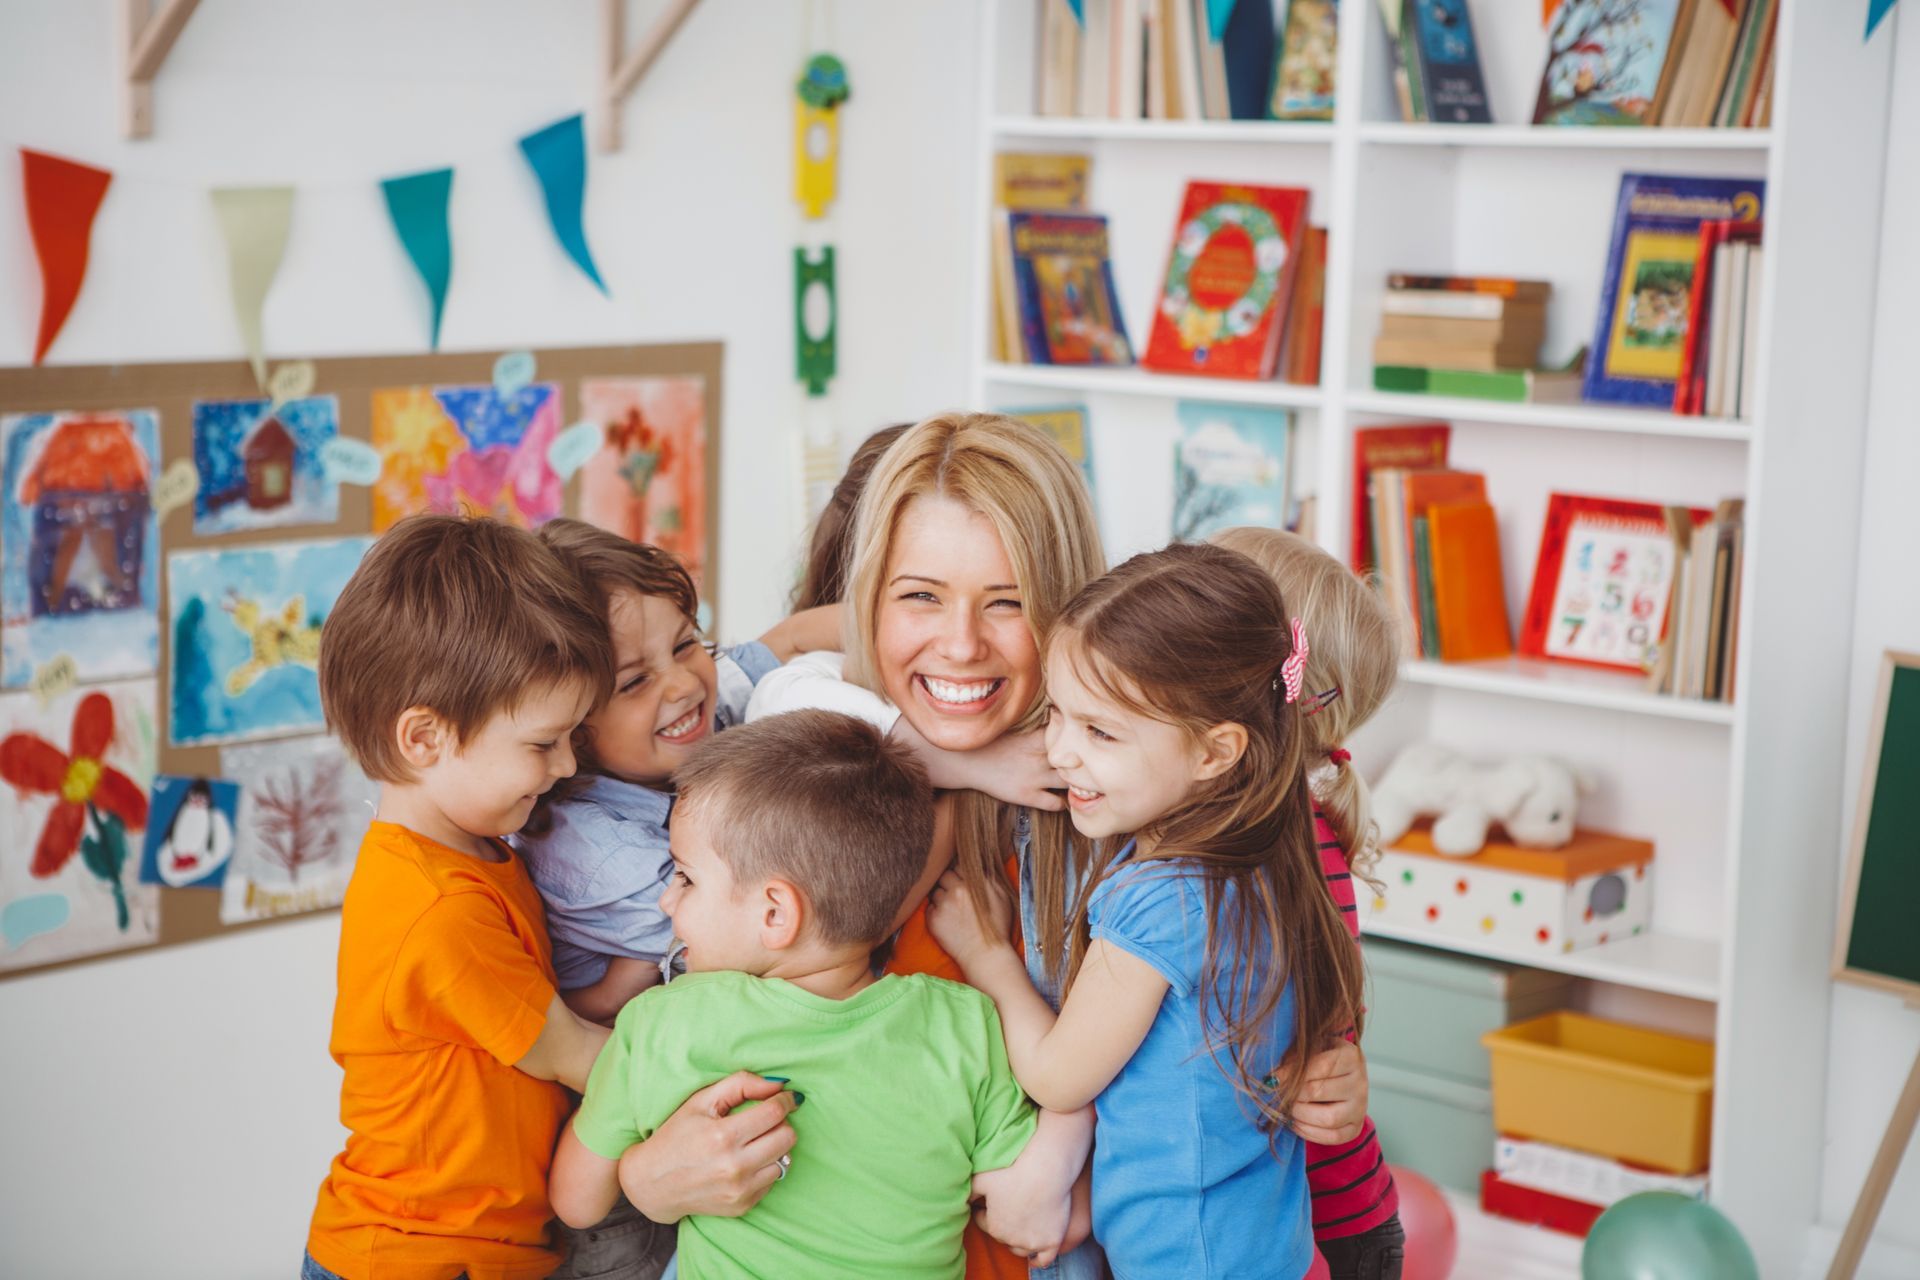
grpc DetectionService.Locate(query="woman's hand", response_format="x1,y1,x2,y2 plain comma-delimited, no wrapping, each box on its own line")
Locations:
926,869,1016,972
615,1072,800,1223
1289,1040,1370,1145
892,720,1065,811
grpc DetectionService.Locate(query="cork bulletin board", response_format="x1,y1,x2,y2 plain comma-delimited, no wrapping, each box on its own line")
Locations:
0,341,722,980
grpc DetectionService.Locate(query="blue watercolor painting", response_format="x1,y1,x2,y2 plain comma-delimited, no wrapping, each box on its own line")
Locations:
139,775,240,888
1172,402,1294,542
192,395,341,534
167,537,373,747
1,409,162,688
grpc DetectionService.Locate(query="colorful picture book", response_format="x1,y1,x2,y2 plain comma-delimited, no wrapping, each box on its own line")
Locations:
1407,0,1492,123
1005,404,1097,497
989,152,1094,363
1350,422,1450,573
1007,211,1133,366
1531,0,1776,128
1584,174,1765,406
1172,402,1292,542
1519,493,1710,676
1143,181,1310,380
1271,0,1339,121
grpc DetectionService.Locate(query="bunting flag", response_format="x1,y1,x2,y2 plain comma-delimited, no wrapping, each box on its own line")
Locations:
210,186,294,390
21,149,112,365
1206,0,1238,42
518,114,607,295
380,168,455,350
1869,0,1898,38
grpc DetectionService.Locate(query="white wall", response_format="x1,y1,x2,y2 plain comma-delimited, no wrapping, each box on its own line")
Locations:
0,2,978,1274
1811,10,1920,1280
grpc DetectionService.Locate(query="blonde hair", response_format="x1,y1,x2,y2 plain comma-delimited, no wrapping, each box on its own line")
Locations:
842,412,1107,936
1208,527,1400,889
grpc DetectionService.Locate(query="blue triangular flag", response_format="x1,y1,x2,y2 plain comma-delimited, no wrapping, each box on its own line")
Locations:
1067,0,1083,23
517,114,608,295
380,168,454,350
1206,0,1238,42
1868,0,1897,39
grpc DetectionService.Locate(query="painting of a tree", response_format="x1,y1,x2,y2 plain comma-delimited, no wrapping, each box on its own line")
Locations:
251,754,346,883
1533,0,1663,126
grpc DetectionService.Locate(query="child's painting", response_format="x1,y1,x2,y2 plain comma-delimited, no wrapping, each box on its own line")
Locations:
167,537,373,747
369,383,563,532
0,680,160,972
192,395,341,534
219,735,376,924
579,377,710,587
1532,0,1687,127
1,409,161,689
139,775,240,889
1172,403,1293,542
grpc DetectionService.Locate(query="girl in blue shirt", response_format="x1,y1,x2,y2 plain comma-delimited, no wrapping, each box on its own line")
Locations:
929,541,1367,1280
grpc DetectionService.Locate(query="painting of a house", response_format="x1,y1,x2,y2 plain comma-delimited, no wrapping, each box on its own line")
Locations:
191,396,340,535
2,409,161,688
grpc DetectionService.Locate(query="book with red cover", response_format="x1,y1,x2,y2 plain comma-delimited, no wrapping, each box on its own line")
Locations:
1350,423,1449,573
1143,181,1311,379
1520,493,1712,674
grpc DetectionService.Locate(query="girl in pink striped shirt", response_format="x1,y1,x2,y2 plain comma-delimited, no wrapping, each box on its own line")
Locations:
1213,527,1406,1280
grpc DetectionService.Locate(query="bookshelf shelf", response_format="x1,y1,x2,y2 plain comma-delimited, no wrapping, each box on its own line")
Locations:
990,115,1334,144
1399,657,1738,725
980,362,1326,408
1357,123,1773,154
1361,916,1722,1003
1346,391,1754,442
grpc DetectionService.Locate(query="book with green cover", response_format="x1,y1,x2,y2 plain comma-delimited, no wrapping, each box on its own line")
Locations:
1413,513,1442,659
1373,364,1429,393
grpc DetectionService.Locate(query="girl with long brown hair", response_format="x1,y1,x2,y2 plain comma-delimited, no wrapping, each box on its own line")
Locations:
928,541,1367,1280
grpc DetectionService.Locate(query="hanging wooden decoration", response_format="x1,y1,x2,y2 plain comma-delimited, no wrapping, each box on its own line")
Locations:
794,247,837,397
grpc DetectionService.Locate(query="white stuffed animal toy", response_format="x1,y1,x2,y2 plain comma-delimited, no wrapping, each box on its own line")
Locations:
1372,742,1594,857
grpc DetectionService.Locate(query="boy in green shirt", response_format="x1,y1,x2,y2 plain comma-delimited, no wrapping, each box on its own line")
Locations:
549,710,1039,1280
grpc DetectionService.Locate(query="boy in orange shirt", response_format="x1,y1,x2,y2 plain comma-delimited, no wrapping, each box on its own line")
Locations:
303,514,625,1280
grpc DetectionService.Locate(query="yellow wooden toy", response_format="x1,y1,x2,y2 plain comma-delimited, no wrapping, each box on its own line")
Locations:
794,54,849,220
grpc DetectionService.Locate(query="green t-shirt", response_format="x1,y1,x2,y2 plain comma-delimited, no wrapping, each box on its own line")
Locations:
572,970,1037,1280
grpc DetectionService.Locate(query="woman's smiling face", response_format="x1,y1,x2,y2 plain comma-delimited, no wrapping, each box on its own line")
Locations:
873,495,1042,754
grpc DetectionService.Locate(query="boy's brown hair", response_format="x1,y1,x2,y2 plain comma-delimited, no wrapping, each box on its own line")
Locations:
673,710,934,948
319,514,615,783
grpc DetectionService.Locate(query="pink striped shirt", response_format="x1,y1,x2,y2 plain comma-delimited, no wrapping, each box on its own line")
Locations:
1305,808,1399,1239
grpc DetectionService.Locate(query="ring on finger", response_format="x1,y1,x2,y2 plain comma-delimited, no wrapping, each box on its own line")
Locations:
774,1154,792,1182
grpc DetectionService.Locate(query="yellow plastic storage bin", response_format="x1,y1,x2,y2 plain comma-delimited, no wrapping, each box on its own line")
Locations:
1481,1011,1714,1175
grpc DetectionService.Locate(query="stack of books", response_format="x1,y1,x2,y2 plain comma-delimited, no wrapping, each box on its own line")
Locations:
988,152,1133,367
1674,221,1763,418
1372,275,1582,404
1378,0,1493,124
1034,0,1337,123
1352,422,1513,663
1532,0,1778,129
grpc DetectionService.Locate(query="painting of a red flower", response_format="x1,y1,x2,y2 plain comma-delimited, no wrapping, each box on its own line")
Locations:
1,689,148,877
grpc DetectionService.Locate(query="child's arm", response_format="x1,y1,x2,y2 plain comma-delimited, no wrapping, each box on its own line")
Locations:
560,957,662,1027
928,871,1165,1112
754,604,841,662
970,1105,1095,1265
551,1120,623,1228
514,993,612,1092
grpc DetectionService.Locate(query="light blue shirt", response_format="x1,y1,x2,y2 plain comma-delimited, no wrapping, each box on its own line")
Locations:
1083,843,1311,1280
514,642,778,991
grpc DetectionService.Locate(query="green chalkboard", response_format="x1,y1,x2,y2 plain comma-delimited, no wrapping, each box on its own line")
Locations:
1836,652,1920,999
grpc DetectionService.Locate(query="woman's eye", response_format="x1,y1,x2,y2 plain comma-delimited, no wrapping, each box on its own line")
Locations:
988,597,1023,611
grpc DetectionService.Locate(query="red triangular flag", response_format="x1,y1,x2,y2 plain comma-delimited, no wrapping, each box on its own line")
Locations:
21,149,112,365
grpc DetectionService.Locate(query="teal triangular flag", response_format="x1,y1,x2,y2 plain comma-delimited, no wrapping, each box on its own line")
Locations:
380,168,454,350
1206,0,1237,42
518,114,607,295
1868,0,1897,38
1067,0,1083,23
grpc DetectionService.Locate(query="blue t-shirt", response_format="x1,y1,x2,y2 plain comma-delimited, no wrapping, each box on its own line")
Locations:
1084,844,1312,1280
513,641,779,991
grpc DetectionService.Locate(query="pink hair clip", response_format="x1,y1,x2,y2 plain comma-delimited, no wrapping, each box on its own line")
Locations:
1281,617,1309,705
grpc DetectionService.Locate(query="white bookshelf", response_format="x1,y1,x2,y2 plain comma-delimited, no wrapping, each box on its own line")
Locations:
969,1,1893,1269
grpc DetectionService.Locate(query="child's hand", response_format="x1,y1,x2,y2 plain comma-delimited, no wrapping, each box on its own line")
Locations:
926,870,1015,971
1062,1161,1094,1256
971,1157,1075,1266
893,720,1066,811
1290,1039,1369,1145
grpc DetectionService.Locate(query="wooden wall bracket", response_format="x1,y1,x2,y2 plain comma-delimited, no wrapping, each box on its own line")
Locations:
597,0,703,154
119,0,202,139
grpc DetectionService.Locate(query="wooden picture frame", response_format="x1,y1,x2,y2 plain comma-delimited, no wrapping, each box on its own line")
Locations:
1831,648,1920,1001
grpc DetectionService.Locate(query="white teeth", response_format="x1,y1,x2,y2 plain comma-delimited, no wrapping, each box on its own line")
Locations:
658,705,702,739
1069,786,1101,800
922,676,999,705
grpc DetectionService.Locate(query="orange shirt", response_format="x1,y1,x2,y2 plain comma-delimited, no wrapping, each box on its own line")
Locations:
307,823,571,1280
887,854,1028,1280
